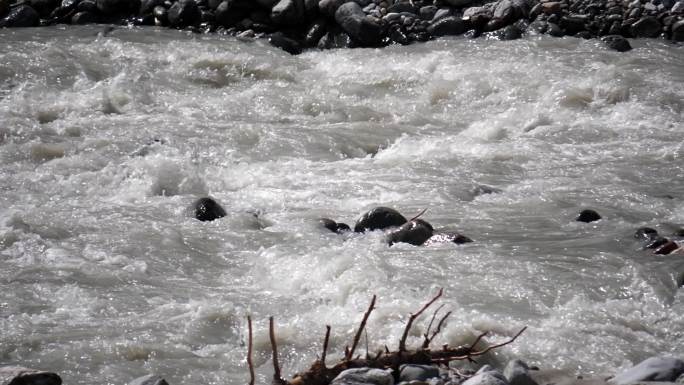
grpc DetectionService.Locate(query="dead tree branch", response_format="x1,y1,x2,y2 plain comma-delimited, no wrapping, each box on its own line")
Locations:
270,316,287,385
346,295,376,361
321,325,331,367
422,310,452,349
409,208,428,221
247,316,255,385
399,288,443,351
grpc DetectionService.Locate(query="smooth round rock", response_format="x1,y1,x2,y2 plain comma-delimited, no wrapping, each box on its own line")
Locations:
645,236,669,249
672,19,684,41
96,0,135,14
128,374,169,385
654,240,679,255
268,32,302,54
168,0,201,27
0,367,62,385
630,16,662,37
612,357,684,385
193,197,227,222
634,227,658,240
601,35,632,51
354,207,407,233
72,10,97,23
576,209,601,223
0,4,40,27
427,15,467,36
319,218,350,234
334,1,384,45
387,219,434,246
399,364,440,382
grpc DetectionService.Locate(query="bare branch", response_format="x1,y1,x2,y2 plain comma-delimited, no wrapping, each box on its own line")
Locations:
321,325,331,368
269,317,286,385
399,288,443,351
423,310,452,349
409,208,428,221
468,331,489,351
247,316,255,385
468,327,527,357
430,326,528,363
347,295,376,361
422,304,445,347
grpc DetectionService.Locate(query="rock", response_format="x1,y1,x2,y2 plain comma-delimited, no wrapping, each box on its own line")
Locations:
424,231,473,245
354,207,407,233
0,0,8,18
271,0,304,25
257,0,278,7
672,19,684,41
576,209,601,223
611,357,684,385
504,360,539,385
318,0,347,16
654,240,679,255
331,368,395,385
645,236,669,249
0,4,40,27
128,374,169,385
268,32,302,54
387,219,434,246
168,0,201,27
496,23,523,39
630,16,661,37
153,5,167,23
72,10,97,23
399,364,440,382
427,15,467,36
634,227,658,240
0,366,62,385
29,0,58,17
214,1,246,27
320,218,350,233
462,371,510,385
419,5,437,20
387,0,416,13
560,14,588,34
541,1,561,14
193,197,227,221
334,2,384,45
96,0,135,15
445,0,473,7
601,35,632,52
489,0,529,29
304,18,327,46
139,0,163,14
671,1,684,13
77,0,97,13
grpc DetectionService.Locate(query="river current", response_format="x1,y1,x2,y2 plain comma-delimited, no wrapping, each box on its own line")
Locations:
1,26,683,385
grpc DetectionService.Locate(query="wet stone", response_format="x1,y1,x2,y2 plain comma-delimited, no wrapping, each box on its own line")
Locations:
0,4,40,27
167,0,201,27
634,227,658,240
630,15,661,36
387,219,434,246
399,365,440,382
128,374,169,385
654,240,679,255
611,357,684,384
0,366,62,385
645,236,669,249
193,197,227,222
354,207,407,233
576,209,602,223
427,15,467,36
601,34,632,50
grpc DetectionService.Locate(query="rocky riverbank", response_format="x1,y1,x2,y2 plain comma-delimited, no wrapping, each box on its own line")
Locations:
0,0,683,53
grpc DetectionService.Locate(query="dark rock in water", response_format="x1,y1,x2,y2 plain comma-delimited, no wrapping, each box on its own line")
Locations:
354,207,407,233
671,20,684,41
317,30,353,48
0,366,62,385
488,0,528,30
645,236,669,249
128,374,169,385
335,2,384,45
193,197,227,222
168,0,201,27
0,4,40,27
446,0,474,7
214,1,244,27
320,218,350,234
77,0,97,13
634,227,658,240
601,34,632,51
331,368,394,385
504,360,539,385
497,23,523,39
424,231,473,245
0,0,8,18
271,0,304,25
654,240,679,255
419,5,437,20
576,209,601,223
153,5,167,23
674,228,684,237
630,16,661,37
387,219,434,246
139,0,163,14
29,0,59,17
427,16,467,36
389,25,410,44
472,184,502,196
96,0,136,15
387,1,417,13
611,357,684,385
318,0,347,17
560,14,588,35
399,364,440,382
72,10,97,23
304,18,327,47
268,32,302,54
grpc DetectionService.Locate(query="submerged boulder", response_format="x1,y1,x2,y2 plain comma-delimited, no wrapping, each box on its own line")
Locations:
424,231,473,245
0,4,40,27
634,227,658,241
0,366,62,385
387,219,434,246
320,218,351,234
611,357,684,385
193,197,227,222
354,207,407,233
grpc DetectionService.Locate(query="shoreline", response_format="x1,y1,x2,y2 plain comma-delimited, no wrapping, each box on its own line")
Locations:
0,0,683,54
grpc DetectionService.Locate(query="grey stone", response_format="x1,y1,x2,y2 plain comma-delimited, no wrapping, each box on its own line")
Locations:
630,16,662,37
271,0,304,25
167,0,201,27
387,219,434,246
427,15,467,36
672,19,684,40
601,35,632,51
477,366,498,374
335,2,384,45
354,207,407,233
0,366,62,385
504,360,538,385
671,1,684,12
194,197,227,221
419,5,437,19
128,374,169,385
611,357,684,385
332,368,395,385
463,371,510,385
318,0,347,16
399,365,440,382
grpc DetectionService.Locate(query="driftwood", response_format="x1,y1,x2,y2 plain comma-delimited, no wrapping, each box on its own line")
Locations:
248,289,527,385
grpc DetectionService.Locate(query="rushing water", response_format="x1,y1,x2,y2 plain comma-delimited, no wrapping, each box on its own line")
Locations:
1,25,683,385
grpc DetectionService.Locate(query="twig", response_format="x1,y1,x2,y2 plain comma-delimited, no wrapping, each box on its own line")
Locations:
423,310,452,349
422,304,445,346
430,326,528,363
247,316,255,385
399,288,443,351
269,317,286,385
468,327,527,357
468,331,489,351
364,329,370,359
346,295,376,361
409,208,428,221
321,325,331,368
